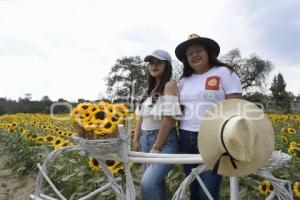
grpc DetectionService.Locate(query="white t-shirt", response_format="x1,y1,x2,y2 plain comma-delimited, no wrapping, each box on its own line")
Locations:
179,66,242,132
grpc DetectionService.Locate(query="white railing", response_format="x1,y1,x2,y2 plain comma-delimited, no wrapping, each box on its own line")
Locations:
30,125,293,200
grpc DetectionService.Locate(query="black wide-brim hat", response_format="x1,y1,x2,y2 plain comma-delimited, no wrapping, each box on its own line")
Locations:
175,34,220,61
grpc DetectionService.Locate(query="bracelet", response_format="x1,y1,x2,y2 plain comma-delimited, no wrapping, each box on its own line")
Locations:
152,144,161,152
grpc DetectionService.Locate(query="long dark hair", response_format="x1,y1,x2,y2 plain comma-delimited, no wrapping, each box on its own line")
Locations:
138,60,172,109
181,44,234,78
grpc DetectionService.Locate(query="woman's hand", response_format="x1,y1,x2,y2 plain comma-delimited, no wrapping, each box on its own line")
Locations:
149,147,160,154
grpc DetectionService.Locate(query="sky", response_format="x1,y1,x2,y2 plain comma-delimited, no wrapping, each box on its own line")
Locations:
0,0,299,102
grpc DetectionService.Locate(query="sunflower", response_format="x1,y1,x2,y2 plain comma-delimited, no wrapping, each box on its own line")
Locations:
70,101,128,138
57,130,65,136
77,103,92,111
53,138,63,149
107,160,124,175
288,146,300,154
66,131,74,137
45,135,55,143
258,180,273,196
288,127,296,134
90,107,112,131
82,121,95,132
110,112,123,125
9,127,16,133
71,107,81,120
25,133,32,139
92,107,110,122
44,128,50,134
103,102,114,113
101,119,116,134
293,181,300,197
71,103,93,123
113,103,129,117
31,134,38,140
290,141,298,147
21,130,29,137
280,128,287,135
60,141,71,148
54,127,60,132
88,157,101,172
35,136,46,144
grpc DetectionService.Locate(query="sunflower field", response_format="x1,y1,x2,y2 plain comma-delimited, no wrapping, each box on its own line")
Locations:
0,105,299,199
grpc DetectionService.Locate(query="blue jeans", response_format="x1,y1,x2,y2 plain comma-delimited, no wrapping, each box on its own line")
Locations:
140,128,178,200
179,129,222,200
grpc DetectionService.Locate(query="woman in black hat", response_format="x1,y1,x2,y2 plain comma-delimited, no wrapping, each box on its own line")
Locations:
175,34,242,200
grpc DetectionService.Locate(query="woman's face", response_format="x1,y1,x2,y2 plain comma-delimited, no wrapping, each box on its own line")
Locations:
186,44,210,74
148,58,166,80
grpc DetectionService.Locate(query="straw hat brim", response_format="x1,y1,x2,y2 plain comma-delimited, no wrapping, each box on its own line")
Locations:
198,99,274,177
175,37,220,61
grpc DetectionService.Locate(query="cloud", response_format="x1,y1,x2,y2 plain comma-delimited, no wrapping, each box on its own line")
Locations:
0,0,299,100
234,0,300,65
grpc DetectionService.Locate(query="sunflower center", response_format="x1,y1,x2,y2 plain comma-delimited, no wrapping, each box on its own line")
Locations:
104,122,112,128
55,140,61,145
262,184,267,190
112,115,119,122
92,159,99,166
95,111,106,120
106,160,115,166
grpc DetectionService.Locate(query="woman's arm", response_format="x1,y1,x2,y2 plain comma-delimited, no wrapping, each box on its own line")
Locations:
151,116,174,153
133,116,143,151
151,81,178,153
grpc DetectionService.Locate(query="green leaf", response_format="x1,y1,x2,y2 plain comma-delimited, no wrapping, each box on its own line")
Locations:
77,170,87,177
61,172,76,181
101,189,112,196
94,176,105,183
16,166,26,173
53,165,64,171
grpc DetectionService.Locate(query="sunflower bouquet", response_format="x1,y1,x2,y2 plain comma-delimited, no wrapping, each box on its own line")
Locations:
71,101,129,140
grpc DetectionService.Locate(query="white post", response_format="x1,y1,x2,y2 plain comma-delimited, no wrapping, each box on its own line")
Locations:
230,177,239,200
118,125,136,200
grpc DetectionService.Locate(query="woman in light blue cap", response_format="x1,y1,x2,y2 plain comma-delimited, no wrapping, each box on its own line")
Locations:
133,49,182,200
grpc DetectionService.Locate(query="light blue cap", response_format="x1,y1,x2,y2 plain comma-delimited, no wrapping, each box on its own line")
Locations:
144,49,172,63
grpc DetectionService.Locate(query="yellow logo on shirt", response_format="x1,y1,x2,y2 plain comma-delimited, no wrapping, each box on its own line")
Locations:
208,78,218,86
205,76,220,90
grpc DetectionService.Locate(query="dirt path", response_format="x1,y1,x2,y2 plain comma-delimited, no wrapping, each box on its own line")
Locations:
0,149,35,200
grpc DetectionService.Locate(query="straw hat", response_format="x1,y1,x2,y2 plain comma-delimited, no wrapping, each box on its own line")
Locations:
198,99,274,177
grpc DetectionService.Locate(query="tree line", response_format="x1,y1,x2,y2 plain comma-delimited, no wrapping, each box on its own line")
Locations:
0,48,299,115
0,95,96,115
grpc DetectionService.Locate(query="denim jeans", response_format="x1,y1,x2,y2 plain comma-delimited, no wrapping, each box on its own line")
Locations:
140,128,178,200
179,129,222,200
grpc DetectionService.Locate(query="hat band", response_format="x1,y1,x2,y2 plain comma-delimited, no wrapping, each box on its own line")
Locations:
212,115,239,174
